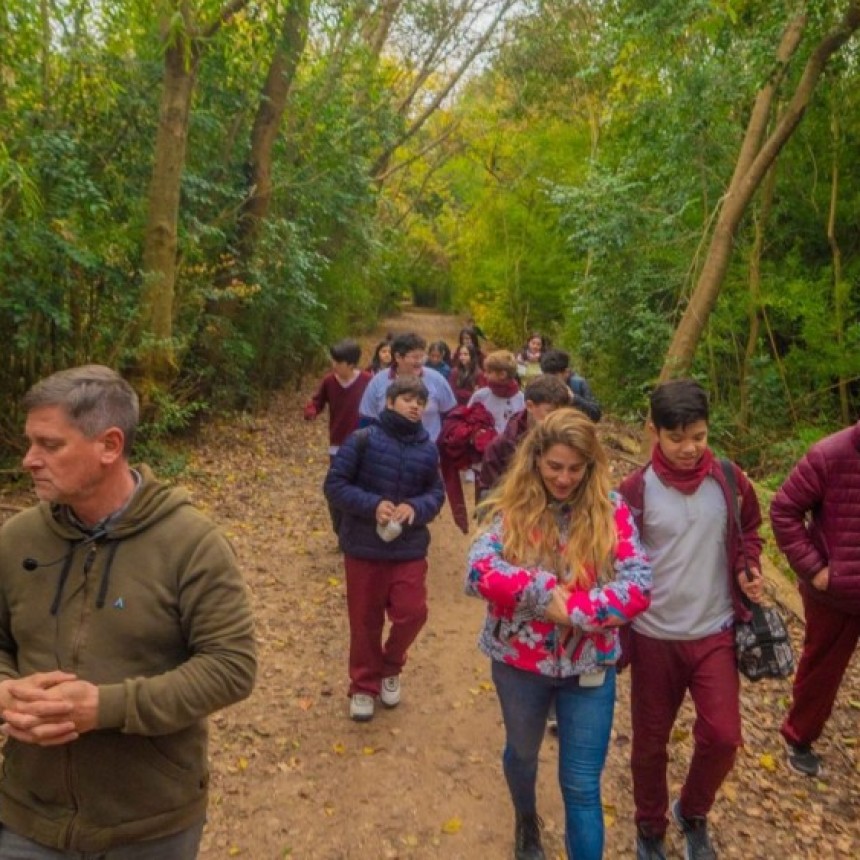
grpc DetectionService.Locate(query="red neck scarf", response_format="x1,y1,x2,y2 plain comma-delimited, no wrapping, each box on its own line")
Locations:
650,443,714,495
488,378,520,398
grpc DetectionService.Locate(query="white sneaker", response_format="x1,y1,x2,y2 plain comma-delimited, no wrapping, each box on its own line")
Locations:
380,676,401,708
349,693,375,722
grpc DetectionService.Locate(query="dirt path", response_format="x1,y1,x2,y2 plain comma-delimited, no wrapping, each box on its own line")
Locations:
188,309,860,859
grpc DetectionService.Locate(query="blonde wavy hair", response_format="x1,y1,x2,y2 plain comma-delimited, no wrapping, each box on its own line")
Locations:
479,408,616,589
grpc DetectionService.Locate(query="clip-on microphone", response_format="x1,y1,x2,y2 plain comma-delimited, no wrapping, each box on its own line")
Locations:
21,527,108,572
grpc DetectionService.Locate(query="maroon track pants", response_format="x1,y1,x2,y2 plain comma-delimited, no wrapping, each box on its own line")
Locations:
630,628,742,837
781,589,860,748
344,555,429,697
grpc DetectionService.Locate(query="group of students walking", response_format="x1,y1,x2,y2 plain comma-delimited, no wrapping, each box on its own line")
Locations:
0,332,853,860
308,327,860,860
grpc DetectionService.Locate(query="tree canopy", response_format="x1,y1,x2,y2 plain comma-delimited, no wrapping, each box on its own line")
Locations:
2,0,859,472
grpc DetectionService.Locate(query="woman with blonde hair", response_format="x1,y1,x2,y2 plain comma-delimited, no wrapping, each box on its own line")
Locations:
466,408,651,860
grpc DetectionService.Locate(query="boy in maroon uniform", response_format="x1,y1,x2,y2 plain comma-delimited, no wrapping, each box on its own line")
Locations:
304,339,372,462
304,339,372,536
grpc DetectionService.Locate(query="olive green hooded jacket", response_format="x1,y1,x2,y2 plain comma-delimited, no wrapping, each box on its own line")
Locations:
0,466,256,852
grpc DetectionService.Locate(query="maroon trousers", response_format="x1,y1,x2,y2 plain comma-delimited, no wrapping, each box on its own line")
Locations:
344,555,428,696
630,629,741,837
781,589,860,748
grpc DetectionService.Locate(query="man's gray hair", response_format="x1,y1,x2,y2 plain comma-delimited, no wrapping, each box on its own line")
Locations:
23,365,140,456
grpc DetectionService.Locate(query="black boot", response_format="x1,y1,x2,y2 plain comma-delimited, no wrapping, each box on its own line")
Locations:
514,812,545,860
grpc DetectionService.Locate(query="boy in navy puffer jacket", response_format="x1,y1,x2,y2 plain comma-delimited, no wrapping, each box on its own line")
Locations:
324,376,445,722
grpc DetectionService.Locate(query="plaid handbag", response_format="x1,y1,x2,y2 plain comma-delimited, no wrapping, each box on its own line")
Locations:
720,459,795,682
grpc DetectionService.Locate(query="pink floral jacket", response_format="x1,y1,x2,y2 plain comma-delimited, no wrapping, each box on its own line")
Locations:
465,492,651,677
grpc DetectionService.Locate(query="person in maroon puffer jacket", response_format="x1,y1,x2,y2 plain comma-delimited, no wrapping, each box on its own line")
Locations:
770,421,860,779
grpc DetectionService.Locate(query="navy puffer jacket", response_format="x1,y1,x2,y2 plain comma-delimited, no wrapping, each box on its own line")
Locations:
324,410,445,560
770,422,860,615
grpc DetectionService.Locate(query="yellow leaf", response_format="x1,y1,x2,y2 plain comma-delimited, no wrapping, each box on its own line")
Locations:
602,802,616,828
237,756,249,771
759,753,777,772
327,577,341,587
441,817,463,835
333,742,346,755
362,746,376,756
228,847,241,856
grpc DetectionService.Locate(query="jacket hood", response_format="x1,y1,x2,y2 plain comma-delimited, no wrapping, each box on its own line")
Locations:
39,465,192,541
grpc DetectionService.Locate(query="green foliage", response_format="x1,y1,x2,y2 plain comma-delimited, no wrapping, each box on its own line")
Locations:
403,0,860,474
2,0,859,473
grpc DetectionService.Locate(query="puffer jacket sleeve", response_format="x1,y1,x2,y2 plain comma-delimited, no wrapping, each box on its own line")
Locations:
560,494,651,631
770,449,828,582
405,451,445,525
464,517,555,620
323,431,383,520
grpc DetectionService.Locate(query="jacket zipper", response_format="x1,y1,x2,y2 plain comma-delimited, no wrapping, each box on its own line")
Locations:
60,545,97,848
61,744,80,849
69,544,97,672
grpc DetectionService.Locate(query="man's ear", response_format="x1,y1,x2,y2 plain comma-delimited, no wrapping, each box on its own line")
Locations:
100,427,126,463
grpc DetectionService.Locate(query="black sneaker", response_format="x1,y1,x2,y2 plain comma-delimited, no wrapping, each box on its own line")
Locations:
672,800,717,860
784,740,824,777
636,830,667,860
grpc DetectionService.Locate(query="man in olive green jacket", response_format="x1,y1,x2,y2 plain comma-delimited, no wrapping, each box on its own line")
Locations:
0,365,256,858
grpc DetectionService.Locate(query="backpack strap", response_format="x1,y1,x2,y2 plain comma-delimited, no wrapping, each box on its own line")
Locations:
720,458,771,636
353,427,371,460
719,458,750,592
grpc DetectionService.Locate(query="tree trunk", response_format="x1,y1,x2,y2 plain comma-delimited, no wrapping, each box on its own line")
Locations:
137,0,250,394
361,0,403,60
138,36,199,390
738,163,777,432
660,3,860,379
234,0,310,266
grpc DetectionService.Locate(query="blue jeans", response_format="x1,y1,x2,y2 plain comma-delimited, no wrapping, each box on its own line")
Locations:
491,660,616,860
